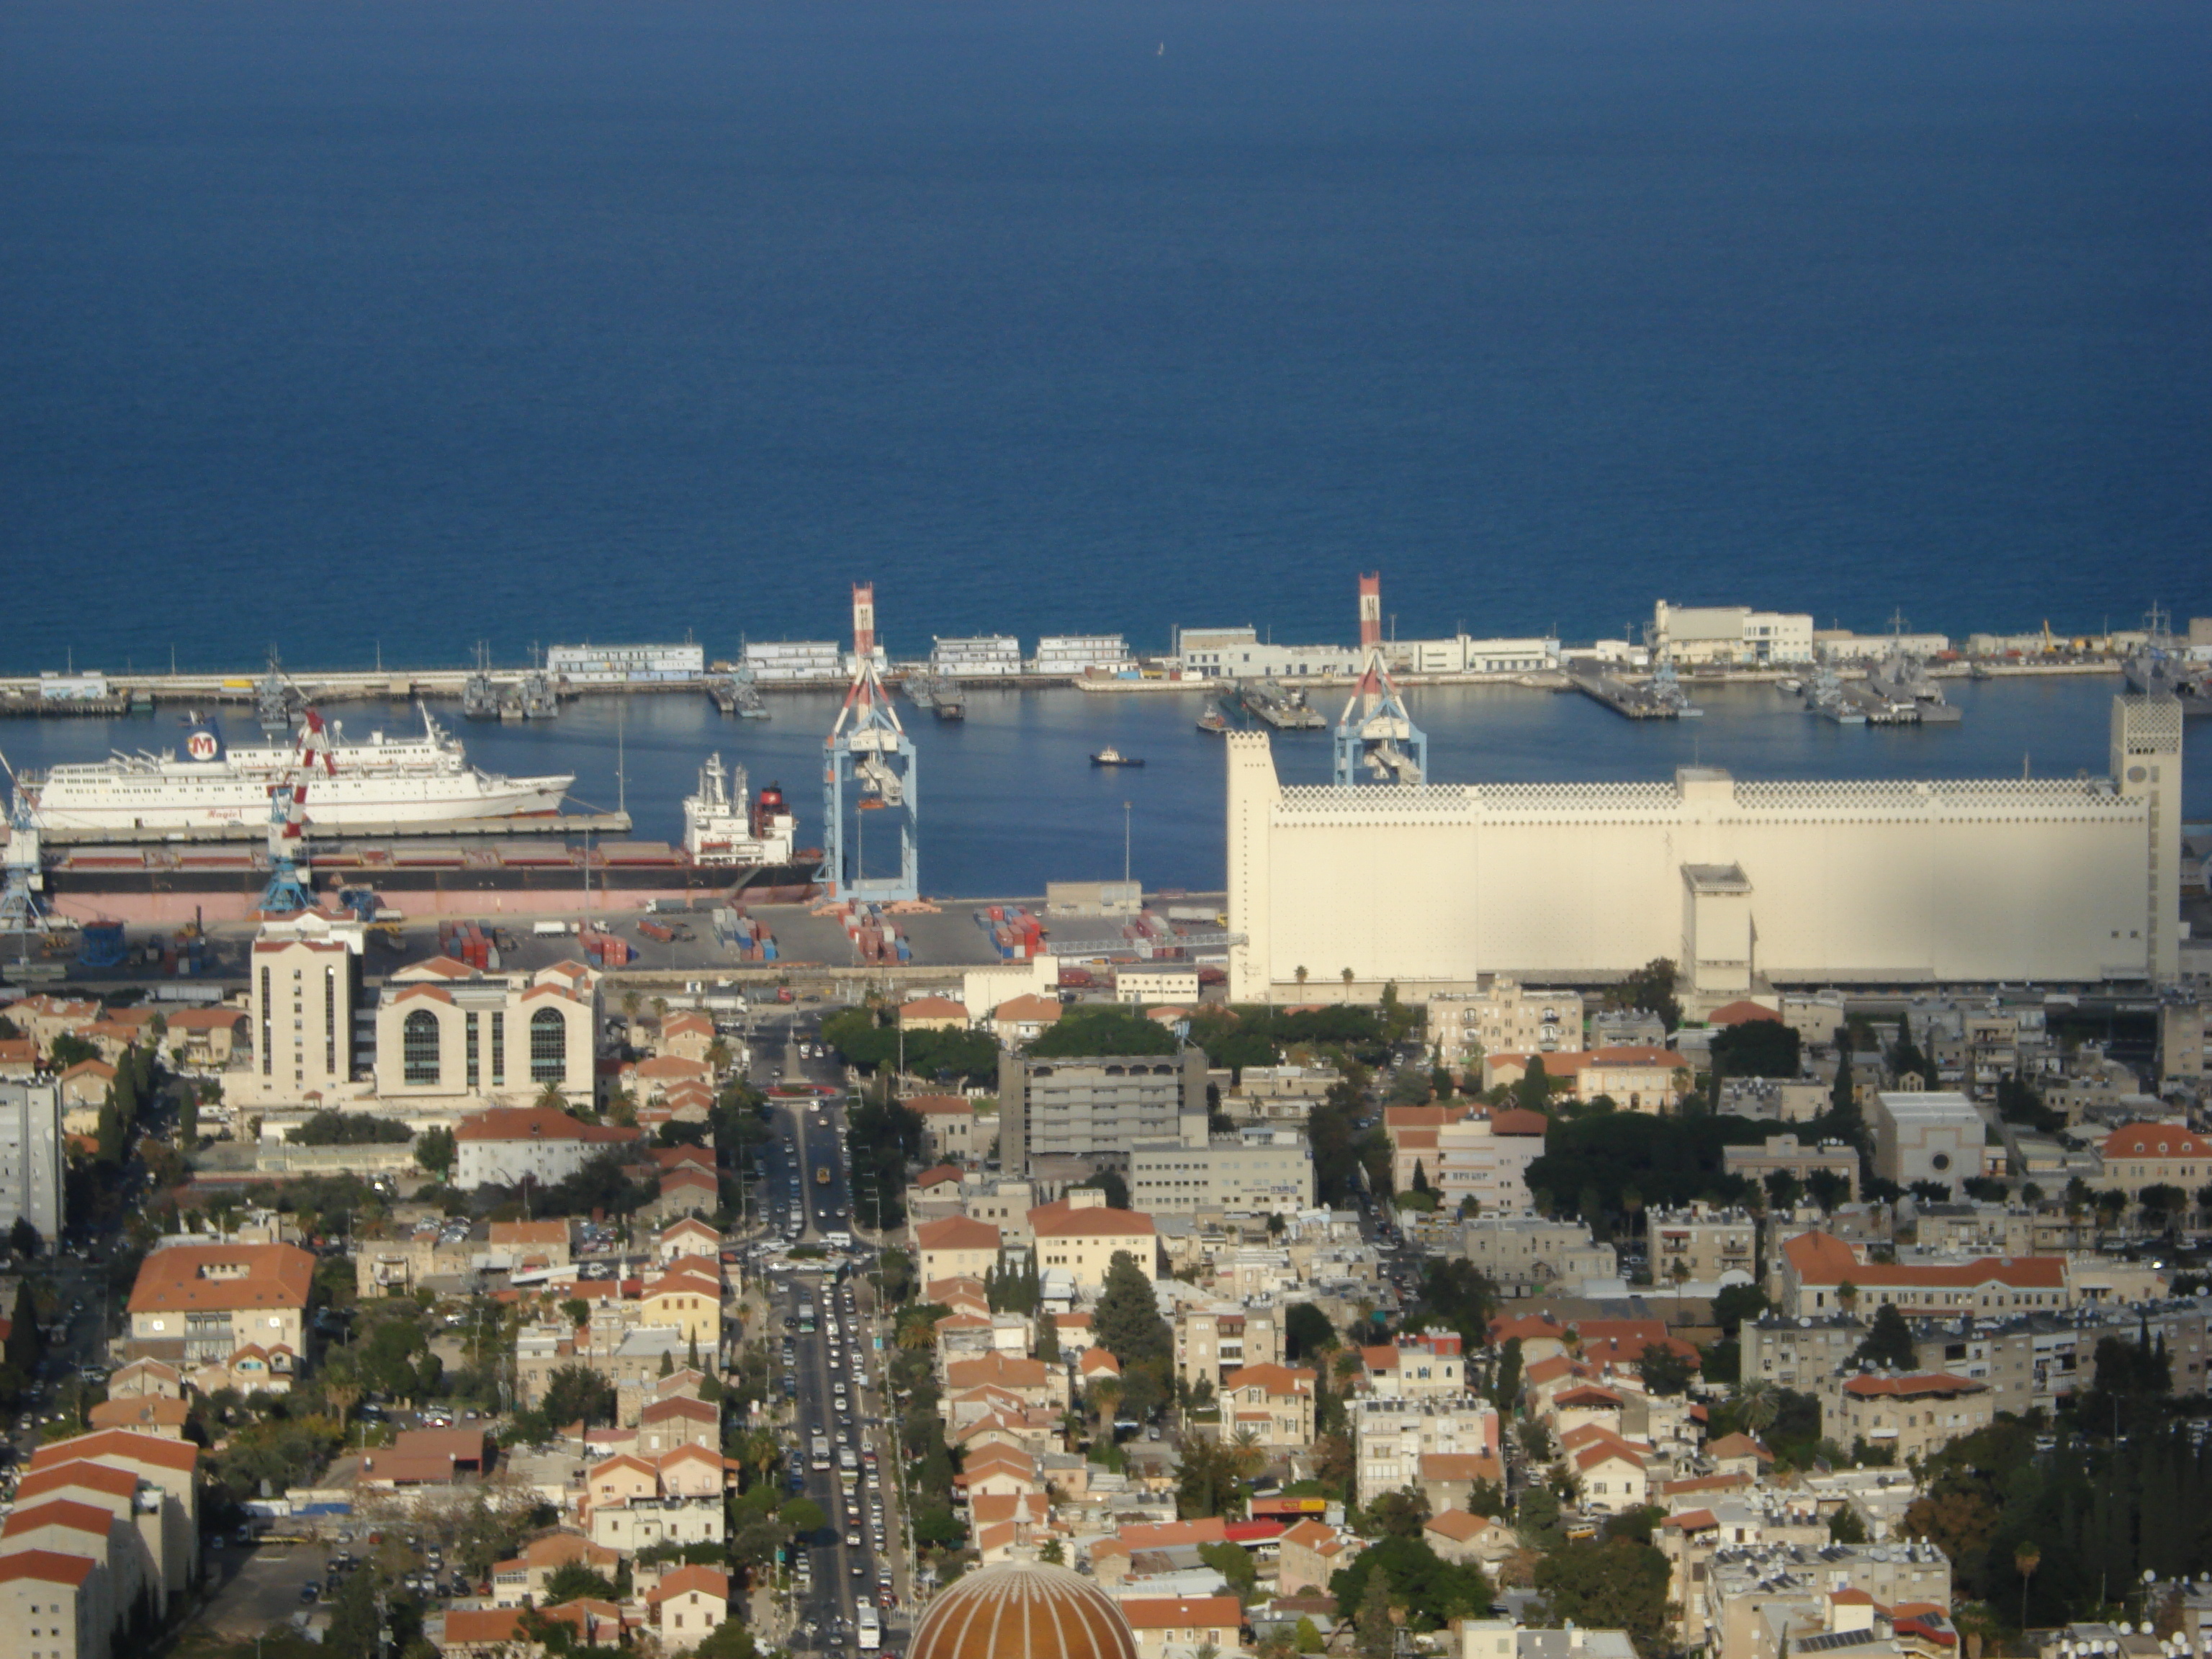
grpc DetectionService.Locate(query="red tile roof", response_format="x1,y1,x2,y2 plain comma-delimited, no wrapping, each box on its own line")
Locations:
127,1243,315,1315
1842,1372,1985,1399
0,1549,98,1587
1028,1200,1157,1238
2102,1123,2212,1159
455,1107,641,1146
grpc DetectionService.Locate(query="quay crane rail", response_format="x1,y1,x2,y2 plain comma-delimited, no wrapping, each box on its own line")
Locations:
1333,572,1427,786
820,583,920,904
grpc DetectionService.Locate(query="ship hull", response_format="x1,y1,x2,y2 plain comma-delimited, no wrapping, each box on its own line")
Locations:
40,856,820,925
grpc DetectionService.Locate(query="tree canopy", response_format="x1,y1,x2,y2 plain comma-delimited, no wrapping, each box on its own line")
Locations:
1026,1007,1180,1058
1330,1535,1493,1631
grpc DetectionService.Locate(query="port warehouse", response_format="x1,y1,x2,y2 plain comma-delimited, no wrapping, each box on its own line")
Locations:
1223,696,2185,1002
7,601,2207,706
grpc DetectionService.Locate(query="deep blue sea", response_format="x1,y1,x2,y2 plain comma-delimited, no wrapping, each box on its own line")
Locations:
2,0,2208,673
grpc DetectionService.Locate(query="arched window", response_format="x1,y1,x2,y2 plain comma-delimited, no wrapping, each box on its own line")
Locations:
531,1007,567,1084
403,1010,441,1085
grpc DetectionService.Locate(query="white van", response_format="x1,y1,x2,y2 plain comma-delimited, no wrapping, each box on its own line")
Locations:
531,920,574,937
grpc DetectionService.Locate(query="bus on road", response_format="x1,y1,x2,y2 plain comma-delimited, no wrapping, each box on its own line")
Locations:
857,1606,881,1650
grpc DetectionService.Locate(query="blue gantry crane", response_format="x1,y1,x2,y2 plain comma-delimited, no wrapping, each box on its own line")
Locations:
1333,572,1427,786
820,583,920,903
259,706,337,914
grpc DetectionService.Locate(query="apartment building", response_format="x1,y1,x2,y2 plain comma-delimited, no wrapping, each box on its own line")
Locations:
1833,1373,1993,1462
1648,1203,1758,1285
1128,1130,1314,1216
1426,980,1584,1062
0,1079,65,1244
997,1048,1209,1176
1722,1136,1859,1201
1172,1302,1284,1391
1455,1217,1617,1297
1351,1396,1501,1506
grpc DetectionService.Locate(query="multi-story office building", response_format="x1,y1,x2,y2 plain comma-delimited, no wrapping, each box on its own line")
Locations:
0,1078,65,1244
997,1048,1208,1176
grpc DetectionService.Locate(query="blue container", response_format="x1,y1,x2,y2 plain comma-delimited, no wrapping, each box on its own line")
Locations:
78,920,127,969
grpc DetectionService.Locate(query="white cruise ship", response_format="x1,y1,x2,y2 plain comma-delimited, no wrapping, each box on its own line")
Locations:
24,708,573,832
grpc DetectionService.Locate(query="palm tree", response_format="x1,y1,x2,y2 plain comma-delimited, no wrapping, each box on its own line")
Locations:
706,1037,732,1075
1340,968,1354,1002
2014,1541,2041,1632
1735,1379,1779,1437
1620,1185,1644,1265
1295,966,1309,989
1835,1278,1859,1321
536,1080,567,1111
651,995,670,1029
1087,1377,1123,1438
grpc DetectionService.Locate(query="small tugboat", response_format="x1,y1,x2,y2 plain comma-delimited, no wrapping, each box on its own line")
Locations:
1090,746,1145,768
1196,702,1231,735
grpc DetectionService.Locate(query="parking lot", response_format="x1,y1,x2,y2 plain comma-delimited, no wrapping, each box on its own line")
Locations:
197,1538,332,1637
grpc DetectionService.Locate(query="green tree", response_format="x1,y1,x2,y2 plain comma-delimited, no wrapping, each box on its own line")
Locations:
1515,1055,1551,1114
1533,1538,1671,1653
1368,1488,1431,1539
1285,1302,1339,1362
416,1125,457,1177
1035,1310,1061,1364
1711,1020,1802,1081
1354,1566,1396,1659
1333,1536,1492,1632
1027,1007,1180,1058
1853,1303,1917,1371
1199,1539,1259,1605
540,1364,617,1429
1094,1251,1172,1370
1636,1341,1692,1397
781,1496,827,1537
1492,1336,1524,1411
1827,1505,1869,1545
541,1561,619,1604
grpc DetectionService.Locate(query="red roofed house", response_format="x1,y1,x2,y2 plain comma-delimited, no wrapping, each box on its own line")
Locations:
899,997,972,1032
125,1243,313,1391
656,1012,718,1064
652,1564,730,1653
0,1550,109,1659
1480,1047,1691,1114
453,1107,642,1189
1219,1364,1316,1449
915,1216,1002,1287
158,1006,251,1067
1424,1507,1516,1573
907,1094,990,1164
2098,1123,2212,1205
1776,1230,2070,1319
1416,1453,1505,1514
1121,1596,1245,1659
1564,1426,1650,1514
1028,1194,1161,1292
989,995,1063,1046
1276,1517,1358,1597
27,1429,201,1607
1836,1373,1992,1462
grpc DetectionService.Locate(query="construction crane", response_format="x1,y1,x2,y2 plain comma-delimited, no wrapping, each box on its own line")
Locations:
1333,572,1428,786
259,706,337,914
820,583,919,902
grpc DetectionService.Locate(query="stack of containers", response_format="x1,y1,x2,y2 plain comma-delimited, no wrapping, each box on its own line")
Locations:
721,907,778,962
578,925,634,966
439,920,495,971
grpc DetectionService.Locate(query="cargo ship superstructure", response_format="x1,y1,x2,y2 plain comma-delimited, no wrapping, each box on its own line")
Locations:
23,708,572,833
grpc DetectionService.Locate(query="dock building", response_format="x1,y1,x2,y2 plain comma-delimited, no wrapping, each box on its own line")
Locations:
545,643,705,683
1650,602,1815,666
929,636,1022,678
1033,635,1133,677
1224,695,2183,1001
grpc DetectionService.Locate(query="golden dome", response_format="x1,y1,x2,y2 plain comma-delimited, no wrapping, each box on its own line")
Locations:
909,1563,1139,1659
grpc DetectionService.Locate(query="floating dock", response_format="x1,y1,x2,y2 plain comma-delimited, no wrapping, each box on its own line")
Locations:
1238,679,1326,729
1568,670,1701,720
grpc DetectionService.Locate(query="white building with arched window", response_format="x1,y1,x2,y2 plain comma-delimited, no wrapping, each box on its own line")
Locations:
373,957,601,1110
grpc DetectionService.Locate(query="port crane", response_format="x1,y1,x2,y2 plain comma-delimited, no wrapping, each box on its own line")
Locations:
258,705,337,914
821,583,919,903
1333,572,1428,786
0,752,50,941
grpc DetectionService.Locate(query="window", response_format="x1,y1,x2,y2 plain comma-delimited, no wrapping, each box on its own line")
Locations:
531,1008,567,1082
466,1012,480,1090
491,1010,505,1086
403,1010,441,1085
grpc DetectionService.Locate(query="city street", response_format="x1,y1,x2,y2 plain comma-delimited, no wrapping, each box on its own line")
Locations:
745,1018,913,1655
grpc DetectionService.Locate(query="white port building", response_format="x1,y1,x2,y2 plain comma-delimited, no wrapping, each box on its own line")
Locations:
1033,634,1133,677
743,640,844,682
930,636,1022,678
1650,601,1816,666
1225,696,2183,1002
546,642,706,683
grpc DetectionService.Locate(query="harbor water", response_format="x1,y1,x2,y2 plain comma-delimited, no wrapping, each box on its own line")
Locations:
4,678,2204,899
2,0,2208,670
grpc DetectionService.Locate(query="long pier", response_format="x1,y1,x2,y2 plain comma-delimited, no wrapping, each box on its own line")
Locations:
1567,670,1700,720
